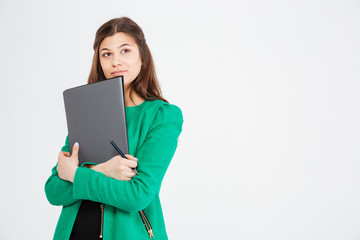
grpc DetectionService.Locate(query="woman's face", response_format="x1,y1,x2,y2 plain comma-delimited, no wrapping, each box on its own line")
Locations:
99,32,142,88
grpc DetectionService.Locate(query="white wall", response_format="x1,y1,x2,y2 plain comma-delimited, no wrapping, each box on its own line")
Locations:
0,0,359,239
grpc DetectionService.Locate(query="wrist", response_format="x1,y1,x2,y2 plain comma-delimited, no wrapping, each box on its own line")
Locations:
69,166,78,183
92,164,105,174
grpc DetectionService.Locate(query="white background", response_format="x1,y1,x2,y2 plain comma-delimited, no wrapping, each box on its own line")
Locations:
0,0,359,239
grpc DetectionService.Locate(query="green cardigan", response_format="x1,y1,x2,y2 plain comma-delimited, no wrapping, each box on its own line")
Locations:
45,100,183,240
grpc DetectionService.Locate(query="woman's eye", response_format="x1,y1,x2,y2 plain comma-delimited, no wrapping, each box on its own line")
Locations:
121,49,130,54
103,52,111,57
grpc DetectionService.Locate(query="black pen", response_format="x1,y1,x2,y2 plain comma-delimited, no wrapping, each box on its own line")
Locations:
110,140,138,175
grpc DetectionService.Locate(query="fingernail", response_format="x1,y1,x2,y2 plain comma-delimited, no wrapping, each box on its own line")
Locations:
74,142,79,147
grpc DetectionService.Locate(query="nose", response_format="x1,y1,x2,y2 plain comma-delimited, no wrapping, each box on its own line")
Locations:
112,55,123,66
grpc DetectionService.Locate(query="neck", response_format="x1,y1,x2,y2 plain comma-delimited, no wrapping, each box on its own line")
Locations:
124,87,145,107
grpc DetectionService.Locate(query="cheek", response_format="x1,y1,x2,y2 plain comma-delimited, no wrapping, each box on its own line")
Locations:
100,59,107,70
135,62,142,74
130,51,142,73
99,60,110,76
99,60,104,71
130,58,142,74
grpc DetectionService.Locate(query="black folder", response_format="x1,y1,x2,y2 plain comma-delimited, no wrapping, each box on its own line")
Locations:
63,76,129,165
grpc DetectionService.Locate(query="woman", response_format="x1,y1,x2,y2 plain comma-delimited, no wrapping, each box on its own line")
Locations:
45,17,183,240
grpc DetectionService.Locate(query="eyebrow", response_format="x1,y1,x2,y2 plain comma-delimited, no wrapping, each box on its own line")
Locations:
100,43,132,52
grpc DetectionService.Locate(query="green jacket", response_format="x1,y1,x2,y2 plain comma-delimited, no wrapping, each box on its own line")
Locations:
45,100,183,240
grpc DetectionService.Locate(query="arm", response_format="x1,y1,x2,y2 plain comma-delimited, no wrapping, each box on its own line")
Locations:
45,136,138,205
44,136,80,206
72,104,183,212
45,163,80,206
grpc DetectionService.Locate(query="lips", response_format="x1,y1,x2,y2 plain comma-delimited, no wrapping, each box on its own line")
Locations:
111,70,127,76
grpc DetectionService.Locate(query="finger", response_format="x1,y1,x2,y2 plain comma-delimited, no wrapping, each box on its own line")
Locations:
118,158,137,168
127,172,136,179
125,154,138,161
125,159,138,168
63,152,71,157
59,151,70,157
71,142,79,158
124,170,137,178
59,152,70,161
122,169,136,177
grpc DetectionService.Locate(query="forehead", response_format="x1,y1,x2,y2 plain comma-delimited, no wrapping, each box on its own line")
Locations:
99,32,137,49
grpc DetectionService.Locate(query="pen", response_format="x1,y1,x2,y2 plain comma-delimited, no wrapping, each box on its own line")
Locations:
110,140,138,175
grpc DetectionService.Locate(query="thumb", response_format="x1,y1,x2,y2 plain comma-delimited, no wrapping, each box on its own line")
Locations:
72,142,79,157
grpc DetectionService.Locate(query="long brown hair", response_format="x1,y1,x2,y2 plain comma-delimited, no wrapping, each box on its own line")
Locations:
88,17,167,103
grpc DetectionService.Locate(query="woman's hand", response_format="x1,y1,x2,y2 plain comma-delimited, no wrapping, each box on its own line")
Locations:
90,155,138,181
57,142,79,183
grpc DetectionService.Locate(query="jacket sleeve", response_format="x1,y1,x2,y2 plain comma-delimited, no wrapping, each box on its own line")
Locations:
72,104,183,212
44,136,80,206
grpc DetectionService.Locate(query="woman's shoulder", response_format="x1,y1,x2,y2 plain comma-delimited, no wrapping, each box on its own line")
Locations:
145,100,183,121
143,100,183,136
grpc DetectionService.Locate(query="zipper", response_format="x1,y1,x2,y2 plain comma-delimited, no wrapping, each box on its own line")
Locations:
99,203,153,239
139,210,154,239
99,203,105,239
